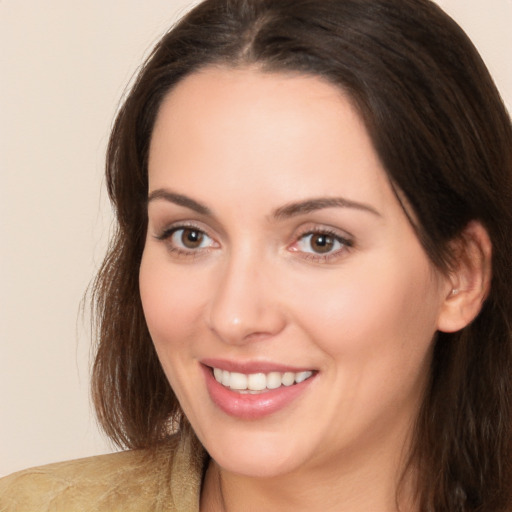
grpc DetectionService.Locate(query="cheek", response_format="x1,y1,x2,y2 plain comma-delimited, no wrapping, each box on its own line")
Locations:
291,254,441,370
139,252,215,411
292,258,441,436
139,251,209,352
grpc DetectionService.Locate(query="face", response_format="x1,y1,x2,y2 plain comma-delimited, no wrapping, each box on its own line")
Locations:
140,67,450,479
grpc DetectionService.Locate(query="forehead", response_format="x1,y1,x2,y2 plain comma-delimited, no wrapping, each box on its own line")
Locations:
148,66,394,215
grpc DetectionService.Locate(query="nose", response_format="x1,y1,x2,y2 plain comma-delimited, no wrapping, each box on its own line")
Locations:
206,250,287,345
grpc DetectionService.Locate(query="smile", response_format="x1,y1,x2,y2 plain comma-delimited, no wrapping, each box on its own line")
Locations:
202,362,317,419
212,368,314,393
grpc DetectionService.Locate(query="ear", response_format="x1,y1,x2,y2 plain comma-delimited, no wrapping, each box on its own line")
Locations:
437,221,492,333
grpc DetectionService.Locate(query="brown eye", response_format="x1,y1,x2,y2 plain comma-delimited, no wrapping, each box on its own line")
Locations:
309,233,335,254
165,227,213,252
292,230,351,259
180,228,204,249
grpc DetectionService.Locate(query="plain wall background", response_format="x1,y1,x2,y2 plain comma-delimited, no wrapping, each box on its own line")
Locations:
1,0,511,477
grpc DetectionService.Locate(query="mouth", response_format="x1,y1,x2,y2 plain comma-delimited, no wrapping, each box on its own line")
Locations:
211,367,314,394
201,359,318,419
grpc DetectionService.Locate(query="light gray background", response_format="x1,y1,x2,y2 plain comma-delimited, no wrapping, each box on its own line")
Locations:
1,0,511,476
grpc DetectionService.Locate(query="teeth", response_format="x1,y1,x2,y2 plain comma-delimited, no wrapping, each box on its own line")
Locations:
266,372,282,389
229,372,248,390
248,373,266,391
295,371,312,384
213,368,314,392
282,372,295,386
213,367,223,382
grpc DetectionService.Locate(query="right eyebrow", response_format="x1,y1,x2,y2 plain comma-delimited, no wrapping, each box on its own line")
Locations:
147,189,212,216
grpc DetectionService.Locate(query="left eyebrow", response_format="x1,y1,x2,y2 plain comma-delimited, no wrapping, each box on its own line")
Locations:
272,197,381,219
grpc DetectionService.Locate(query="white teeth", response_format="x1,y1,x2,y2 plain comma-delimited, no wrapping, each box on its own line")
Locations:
295,371,313,383
282,372,295,386
213,368,314,392
248,373,267,391
229,372,247,390
266,372,282,390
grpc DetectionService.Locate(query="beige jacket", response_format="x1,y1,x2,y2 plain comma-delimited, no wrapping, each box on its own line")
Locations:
0,431,206,512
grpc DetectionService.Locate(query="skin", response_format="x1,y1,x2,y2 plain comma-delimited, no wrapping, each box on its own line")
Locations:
139,67,456,511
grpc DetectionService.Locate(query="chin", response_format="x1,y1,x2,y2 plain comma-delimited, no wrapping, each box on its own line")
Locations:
200,428,310,478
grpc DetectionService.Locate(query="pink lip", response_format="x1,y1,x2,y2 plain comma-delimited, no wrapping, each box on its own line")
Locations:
201,358,312,374
200,361,316,420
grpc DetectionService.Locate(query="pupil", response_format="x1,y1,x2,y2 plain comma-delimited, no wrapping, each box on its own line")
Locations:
312,234,334,253
182,229,203,248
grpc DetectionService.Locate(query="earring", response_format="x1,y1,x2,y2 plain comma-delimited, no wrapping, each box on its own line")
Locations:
451,288,460,296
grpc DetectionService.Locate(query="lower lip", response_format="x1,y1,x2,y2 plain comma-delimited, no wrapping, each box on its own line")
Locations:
201,365,315,420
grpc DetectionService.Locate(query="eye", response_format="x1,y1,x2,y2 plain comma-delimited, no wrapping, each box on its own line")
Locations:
155,225,218,255
290,229,353,259
299,233,338,254
171,227,212,250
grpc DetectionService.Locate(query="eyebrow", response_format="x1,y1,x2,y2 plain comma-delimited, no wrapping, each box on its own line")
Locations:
147,188,380,219
272,197,381,219
147,189,212,215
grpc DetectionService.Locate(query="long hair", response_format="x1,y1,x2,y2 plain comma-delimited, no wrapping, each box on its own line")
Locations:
91,1,512,510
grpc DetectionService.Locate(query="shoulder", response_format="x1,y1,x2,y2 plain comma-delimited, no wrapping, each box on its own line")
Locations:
0,434,205,512
0,450,161,512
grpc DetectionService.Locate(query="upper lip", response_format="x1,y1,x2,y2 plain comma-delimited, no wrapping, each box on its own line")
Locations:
201,358,315,374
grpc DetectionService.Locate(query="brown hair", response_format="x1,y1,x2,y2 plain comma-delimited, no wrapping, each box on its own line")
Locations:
91,0,512,509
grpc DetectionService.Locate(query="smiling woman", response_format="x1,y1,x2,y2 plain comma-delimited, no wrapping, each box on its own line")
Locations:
1,0,511,511
141,69,452,487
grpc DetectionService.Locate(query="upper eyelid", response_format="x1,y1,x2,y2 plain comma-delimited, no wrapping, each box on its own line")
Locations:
148,209,227,239
151,218,354,246
147,197,358,235
153,220,213,238
293,223,354,241
293,230,353,249
298,231,352,245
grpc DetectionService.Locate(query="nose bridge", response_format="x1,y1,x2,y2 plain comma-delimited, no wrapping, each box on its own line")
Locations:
207,242,285,344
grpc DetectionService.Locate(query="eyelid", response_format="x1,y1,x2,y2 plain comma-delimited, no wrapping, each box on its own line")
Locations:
154,220,212,240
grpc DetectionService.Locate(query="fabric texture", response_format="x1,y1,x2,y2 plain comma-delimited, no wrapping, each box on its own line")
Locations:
0,429,206,512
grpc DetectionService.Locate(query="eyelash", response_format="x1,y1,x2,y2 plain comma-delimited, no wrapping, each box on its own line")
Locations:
154,223,353,262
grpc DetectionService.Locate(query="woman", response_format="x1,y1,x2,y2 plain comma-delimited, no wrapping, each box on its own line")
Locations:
2,0,511,510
